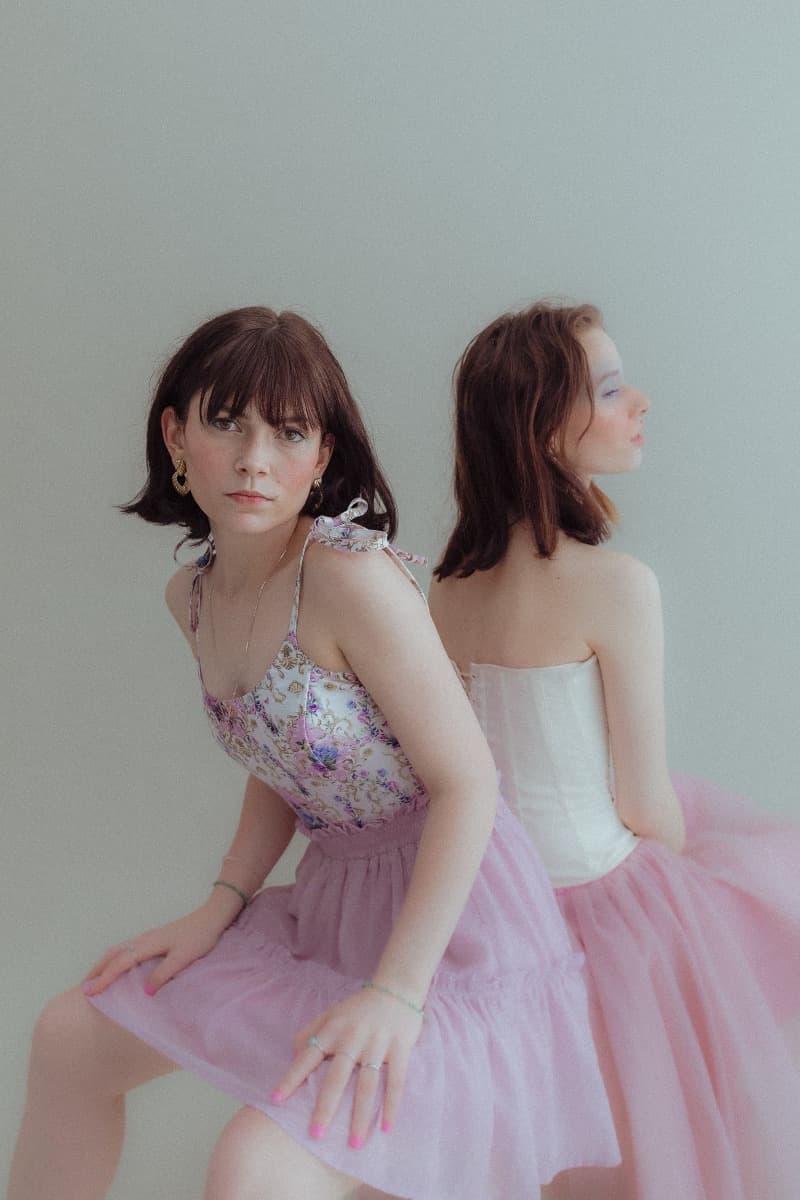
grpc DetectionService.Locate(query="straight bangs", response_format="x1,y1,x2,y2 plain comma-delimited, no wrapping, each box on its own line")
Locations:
196,332,330,433
123,305,398,543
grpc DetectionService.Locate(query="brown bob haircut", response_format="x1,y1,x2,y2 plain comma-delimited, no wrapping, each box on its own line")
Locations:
124,306,397,542
435,301,617,579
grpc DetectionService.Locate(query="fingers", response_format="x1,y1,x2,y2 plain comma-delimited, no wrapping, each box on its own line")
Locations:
272,1032,330,1106
310,1050,362,1141
349,1049,386,1146
380,1042,410,1133
82,941,153,996
83,945,123,982
273,1032,401,1149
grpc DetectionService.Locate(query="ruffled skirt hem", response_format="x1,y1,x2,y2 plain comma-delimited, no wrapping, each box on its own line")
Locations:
89,800,619,1197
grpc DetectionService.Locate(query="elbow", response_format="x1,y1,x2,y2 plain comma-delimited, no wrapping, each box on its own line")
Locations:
617,785,686,854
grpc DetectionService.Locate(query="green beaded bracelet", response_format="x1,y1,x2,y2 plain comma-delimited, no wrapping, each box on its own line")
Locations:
213,879,249,910
362,979,426,1018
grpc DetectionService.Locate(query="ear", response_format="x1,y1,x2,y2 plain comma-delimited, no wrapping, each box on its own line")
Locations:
161,407,186,462
315,432,334,477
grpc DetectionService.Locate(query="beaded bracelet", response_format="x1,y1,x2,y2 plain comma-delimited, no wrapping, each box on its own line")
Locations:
362,979,426,1019
213,879,249,910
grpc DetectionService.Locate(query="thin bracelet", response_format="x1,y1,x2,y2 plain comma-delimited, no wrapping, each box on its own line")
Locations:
362,980,426,1019
213,879,249,910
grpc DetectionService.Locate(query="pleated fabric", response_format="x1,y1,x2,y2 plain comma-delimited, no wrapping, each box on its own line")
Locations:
548,776,800,1200
91,802,619,1198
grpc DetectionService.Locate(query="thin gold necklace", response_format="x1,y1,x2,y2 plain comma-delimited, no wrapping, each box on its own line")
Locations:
207,536,292,694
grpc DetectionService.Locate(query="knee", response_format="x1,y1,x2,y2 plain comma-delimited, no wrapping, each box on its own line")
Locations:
29,986,99,1079
207,1107,275,1186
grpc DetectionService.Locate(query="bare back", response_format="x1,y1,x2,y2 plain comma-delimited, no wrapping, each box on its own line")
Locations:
430,524,608,674
430,520,686,852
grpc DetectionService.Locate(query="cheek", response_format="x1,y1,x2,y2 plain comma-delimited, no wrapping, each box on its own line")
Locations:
185,439,227,479
281,444,323,486
588,407,629,448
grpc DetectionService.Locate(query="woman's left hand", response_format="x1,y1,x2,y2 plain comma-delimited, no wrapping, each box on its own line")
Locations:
272,985,425,1148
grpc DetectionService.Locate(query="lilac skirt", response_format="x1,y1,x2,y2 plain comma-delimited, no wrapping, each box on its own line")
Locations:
90,799,618,1197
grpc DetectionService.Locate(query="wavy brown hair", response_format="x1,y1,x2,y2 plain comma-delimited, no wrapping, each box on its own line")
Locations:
123,306,397,542
435,301,617,579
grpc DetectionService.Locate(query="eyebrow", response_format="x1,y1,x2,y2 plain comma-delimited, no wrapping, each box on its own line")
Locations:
596,369,621,384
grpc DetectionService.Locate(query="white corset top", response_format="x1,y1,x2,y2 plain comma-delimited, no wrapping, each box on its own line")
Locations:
468,656,638,887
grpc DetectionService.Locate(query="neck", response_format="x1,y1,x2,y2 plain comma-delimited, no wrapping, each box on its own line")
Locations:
208,515,302,596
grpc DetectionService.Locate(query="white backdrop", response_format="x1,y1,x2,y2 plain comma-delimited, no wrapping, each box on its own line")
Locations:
3,3,799,1195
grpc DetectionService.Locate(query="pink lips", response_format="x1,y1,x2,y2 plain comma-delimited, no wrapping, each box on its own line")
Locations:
631,433,645,446
227,491,270,503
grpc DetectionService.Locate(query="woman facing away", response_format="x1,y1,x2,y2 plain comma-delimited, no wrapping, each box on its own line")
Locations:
430,302,800,1200
7,306,618,1200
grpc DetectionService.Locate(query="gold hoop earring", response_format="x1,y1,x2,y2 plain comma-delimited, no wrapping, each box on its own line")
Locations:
172,458,190,496
309,477,323,512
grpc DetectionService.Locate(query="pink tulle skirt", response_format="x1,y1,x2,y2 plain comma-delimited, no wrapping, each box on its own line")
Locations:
89,800,618,1198
548,776,800,1200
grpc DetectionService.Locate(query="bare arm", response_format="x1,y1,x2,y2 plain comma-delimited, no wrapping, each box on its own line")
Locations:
85,579,298,996
588,553,685,852
325,547,498,998
275,545,499,1142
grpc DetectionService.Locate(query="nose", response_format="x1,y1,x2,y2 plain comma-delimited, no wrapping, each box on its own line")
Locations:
633,388,649,415
235,428,273,478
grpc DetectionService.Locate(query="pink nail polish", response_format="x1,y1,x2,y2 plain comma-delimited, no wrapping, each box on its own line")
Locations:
270,1089,283,1104
381,1119,393,1133
82,981,94,995
349,1133,365,1150
144,983,157,996
310,1122,327,1140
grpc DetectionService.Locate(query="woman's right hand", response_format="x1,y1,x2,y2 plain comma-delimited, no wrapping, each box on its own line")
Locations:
82,901,236,998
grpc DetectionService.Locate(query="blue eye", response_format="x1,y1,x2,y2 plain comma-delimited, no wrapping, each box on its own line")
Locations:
602,389,619,399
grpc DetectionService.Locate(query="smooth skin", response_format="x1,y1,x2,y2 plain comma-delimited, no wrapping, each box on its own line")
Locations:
9,398,498,1200
430,325,686,853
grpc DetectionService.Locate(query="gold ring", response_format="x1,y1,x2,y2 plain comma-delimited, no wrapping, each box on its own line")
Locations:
361,1061,382,1072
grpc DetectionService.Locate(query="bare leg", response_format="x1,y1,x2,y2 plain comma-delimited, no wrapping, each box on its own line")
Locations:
203,1105,396,1200
7,986,178,1200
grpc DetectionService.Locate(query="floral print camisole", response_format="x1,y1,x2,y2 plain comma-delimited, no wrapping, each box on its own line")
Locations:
190,500,428,837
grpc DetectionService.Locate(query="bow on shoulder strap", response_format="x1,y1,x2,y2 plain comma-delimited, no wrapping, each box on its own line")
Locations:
313,498,426,565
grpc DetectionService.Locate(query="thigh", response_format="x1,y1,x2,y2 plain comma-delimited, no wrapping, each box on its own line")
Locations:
204,1105,398,1200
31,985,178,1095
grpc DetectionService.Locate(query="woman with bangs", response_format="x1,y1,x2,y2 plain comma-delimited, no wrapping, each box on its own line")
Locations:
8,306,618,1200
431,301,800,1200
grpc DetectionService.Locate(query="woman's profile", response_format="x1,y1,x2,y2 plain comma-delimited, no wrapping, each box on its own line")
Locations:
431,301,800,1200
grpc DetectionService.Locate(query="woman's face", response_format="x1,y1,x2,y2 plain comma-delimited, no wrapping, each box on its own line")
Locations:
162,395,332,535
562,325,648,482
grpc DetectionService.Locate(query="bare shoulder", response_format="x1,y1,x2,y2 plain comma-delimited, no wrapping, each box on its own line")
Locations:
564,541,659,603
570,545,662,653
164,565,195,647
302,536,426,635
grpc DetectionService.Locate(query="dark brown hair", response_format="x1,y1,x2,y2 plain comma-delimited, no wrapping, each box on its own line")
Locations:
123,306,397,541
435,301,617,578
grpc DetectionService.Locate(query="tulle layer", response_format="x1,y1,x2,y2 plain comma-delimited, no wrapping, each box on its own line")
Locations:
548,776,800,1200
90,800,618,1198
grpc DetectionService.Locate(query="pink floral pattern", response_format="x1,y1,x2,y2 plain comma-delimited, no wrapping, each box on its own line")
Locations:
199,505,428,836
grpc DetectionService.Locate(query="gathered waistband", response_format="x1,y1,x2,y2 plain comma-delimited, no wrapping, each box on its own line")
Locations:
304,803,430,859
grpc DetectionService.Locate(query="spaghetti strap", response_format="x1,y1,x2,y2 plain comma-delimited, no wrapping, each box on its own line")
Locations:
188,543,214,652
288,498,427,640
287,522,318,639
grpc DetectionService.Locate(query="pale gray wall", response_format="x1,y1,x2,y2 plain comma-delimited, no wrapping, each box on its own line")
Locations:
3,2,799,1194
